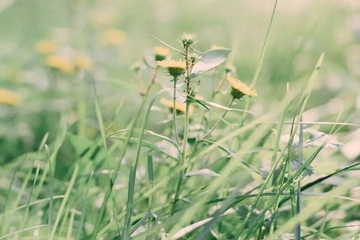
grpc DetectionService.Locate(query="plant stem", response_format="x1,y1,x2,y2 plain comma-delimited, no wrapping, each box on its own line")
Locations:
215,71,228,93
294,116,303,240
202,97,234,139
239,0,278,128
173,77,181,146
171,102,190,215
171,44,192,215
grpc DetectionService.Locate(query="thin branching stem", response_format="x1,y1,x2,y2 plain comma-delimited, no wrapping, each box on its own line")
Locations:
239,0,278,128
295,116,304,240
171,43,192,215
202,97,234,139
173,77,181,146
149,34,184,55
215,71,228,93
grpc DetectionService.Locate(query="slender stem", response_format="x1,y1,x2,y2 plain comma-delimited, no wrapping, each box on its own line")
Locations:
173,77,181,146
135,70,145,95
196,70,227,140
239,0,278,128
171,44,192,215
215,71,228,93
294,116,303,240
202,98,234,139
171,102,190,215
149,34,184,55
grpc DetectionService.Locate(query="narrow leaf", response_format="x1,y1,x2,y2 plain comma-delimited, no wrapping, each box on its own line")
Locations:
185,168,219,177
304,128,343,149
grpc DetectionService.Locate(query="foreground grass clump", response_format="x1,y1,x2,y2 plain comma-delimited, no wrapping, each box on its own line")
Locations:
1,1,360,239
1,31,359,240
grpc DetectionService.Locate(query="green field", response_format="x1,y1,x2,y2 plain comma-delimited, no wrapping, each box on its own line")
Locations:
1,0,360,239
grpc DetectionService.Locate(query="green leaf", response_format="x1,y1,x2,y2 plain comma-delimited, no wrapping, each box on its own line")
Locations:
185,168,219,177
191,49,231,78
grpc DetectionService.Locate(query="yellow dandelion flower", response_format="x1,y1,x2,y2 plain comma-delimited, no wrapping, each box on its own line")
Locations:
227,76,257,99
160,97,194,115
35,40,57,55
157,59,186,78
74,55,93,70
154,47,169,61
0,88,21,106
45,55,74,74
101,29,125,46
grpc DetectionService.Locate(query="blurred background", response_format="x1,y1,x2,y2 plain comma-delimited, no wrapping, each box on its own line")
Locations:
0,0,359,163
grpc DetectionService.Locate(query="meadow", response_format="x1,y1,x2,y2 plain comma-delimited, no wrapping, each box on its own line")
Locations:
1,0,360,239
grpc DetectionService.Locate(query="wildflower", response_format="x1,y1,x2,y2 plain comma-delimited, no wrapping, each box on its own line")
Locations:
0,88,21,106
45,55,74,74
74,55,93,70
35,40,57,55
227,76,257,99
157,59,186,78
160,97,194,115
179,33,197,47
101,29,125,45
154,47,169,61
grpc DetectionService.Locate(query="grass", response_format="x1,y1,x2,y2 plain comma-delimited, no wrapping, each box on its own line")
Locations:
1,0,360,239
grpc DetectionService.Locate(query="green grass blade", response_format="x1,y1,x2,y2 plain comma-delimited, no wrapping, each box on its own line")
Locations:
49,163,79,239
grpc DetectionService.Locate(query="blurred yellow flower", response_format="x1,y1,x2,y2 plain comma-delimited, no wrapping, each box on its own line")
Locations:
157,59,186,78
91,9,117,28
211,45,227,50
74,55,93,70
45,55,74,74
101,29,125,45
35,40,57,55
160,97,194,115
154,47,169,61
0,88,21,106
227,76,257,99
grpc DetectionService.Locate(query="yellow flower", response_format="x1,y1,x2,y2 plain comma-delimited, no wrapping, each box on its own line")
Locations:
157,59,186,78
91,9,117,28
154,47,169,61
211,45,226,50
101,29,125,45
35,40,57,55
227,76,257,99
45,55,74,74
0,88,21,106
160,97,194,115
74,55,93,70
